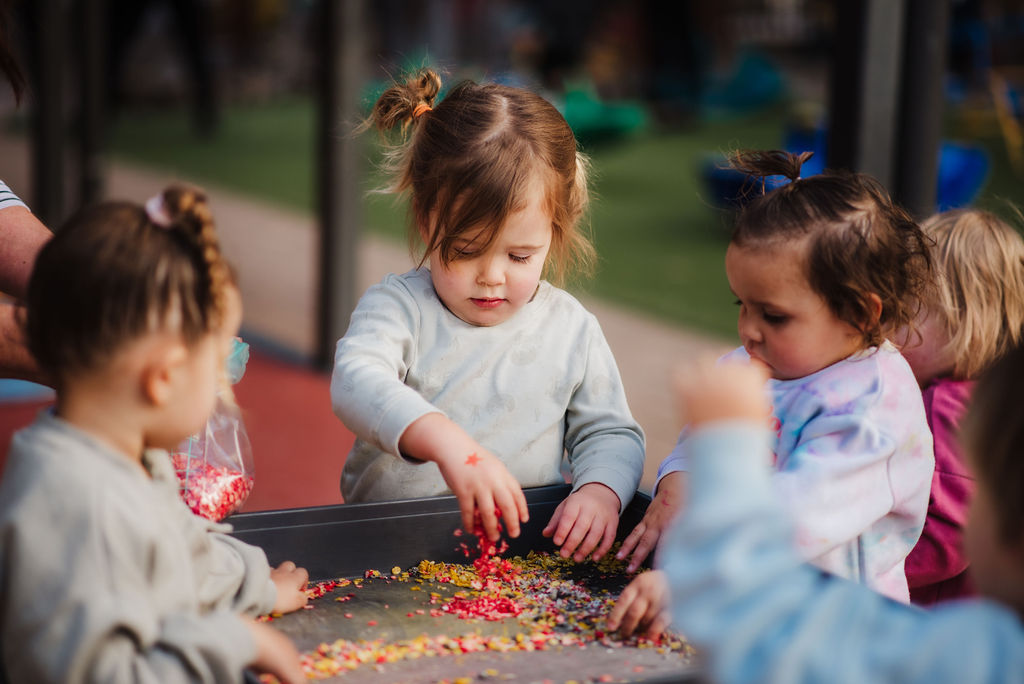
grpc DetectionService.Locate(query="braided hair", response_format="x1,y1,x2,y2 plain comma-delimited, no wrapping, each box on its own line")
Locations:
26,184,234,385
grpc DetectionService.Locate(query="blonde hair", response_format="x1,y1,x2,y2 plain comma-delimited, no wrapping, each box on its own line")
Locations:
364,68,595,286
922,208,1024,380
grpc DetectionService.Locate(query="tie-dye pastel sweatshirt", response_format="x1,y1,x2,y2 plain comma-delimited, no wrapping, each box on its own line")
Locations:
657,342,934,602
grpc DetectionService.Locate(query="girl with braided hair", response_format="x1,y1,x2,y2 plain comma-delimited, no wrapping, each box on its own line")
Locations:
332,68,645,558
0,185,308,683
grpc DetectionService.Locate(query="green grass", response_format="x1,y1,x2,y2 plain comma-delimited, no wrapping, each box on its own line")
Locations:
107,97,1023,341
108,98,317,212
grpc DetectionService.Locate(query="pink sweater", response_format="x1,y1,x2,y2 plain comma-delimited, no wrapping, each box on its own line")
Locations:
905,378,977,605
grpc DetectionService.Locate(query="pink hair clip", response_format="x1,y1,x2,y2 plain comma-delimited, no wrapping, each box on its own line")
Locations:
144,193,173,228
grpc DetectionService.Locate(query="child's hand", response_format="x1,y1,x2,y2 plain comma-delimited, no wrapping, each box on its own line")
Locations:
435,446,527,542
606,569,671,639
542,482,621,562
675,356,770,428
616,471,687,573
244,618,305,683
270,561,309,614
400,413,528,542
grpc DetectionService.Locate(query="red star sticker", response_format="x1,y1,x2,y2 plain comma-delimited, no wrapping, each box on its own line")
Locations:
465,452,481,466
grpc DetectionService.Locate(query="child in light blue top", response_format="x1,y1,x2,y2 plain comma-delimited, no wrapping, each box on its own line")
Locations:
659,349,1024,684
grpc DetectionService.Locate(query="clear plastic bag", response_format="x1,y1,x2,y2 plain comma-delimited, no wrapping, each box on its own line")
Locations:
170,339,255,521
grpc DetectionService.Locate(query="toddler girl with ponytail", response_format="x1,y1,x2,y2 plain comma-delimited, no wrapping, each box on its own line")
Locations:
332,69,645,559
611,150,936,637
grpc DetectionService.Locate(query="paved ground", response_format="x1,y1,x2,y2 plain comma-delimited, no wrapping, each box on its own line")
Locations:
0,134,730,492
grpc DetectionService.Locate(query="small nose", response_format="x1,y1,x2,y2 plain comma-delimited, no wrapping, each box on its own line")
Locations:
477,254,504,286
737,304,761,346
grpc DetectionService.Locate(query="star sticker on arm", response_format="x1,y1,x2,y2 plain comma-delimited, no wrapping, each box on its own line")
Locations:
465,452,481,466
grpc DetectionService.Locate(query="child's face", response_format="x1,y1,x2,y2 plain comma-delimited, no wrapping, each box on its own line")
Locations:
427,181,552,327
725,241,864,380
153,287,243,449
894,310,955,387
963,478,1024,614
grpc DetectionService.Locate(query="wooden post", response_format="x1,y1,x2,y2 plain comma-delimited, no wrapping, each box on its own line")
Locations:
31,0,65,226
316,0,366,370
827,0,906,188
78,0,105,207
894,0,950,218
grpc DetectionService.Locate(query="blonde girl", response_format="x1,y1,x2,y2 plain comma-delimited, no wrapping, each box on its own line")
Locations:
332,69,645,559
0,186,307,683
901,208,1024,604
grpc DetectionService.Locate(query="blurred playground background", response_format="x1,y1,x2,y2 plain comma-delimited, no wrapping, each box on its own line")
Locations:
8,0,1023,338
1,0,1022,508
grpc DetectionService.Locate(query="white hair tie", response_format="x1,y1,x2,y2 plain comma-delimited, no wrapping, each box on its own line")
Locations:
144,194,173,228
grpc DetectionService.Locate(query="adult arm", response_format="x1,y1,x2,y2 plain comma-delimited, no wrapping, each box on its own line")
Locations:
661,422,1024,684
0,192,52,383
0,298,45,382
0,204,51,299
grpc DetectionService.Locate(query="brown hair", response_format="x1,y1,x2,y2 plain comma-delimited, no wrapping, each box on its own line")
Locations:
727,150,933,347
25,185,233,385
920,208,1024,380
959,342,1024,541
365,68,594,286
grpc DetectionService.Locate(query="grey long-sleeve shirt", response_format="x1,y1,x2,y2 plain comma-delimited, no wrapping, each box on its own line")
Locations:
332,269,645,509
0,411,278,684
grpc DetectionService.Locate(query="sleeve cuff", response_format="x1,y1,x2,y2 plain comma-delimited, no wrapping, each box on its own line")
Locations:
375,395,446,460
571,465,639,514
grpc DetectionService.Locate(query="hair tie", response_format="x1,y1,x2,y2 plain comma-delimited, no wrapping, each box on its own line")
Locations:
412,102,432,120
144,194,173,228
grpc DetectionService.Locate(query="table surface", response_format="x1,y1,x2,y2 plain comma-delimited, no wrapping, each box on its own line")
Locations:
230,485,702,683
265,562,698,683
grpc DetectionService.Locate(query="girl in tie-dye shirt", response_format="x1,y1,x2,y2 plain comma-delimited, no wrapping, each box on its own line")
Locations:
610,150,936,638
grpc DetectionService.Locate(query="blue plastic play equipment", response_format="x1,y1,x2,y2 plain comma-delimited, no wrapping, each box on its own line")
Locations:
703,125,989,211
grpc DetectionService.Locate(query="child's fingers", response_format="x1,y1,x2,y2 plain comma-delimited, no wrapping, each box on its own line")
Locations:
590,519,617,562
493,487,522,539
551,501,582,548
457,497,477,537
541,500,566,538
644,610,672,640
572,520,607,562
616,522,646,560
513,483,529,525
476,492,501,541
558,510,593,559
616,592,650,637
625,526,660,573
295,565,309,590
606,582,636,631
